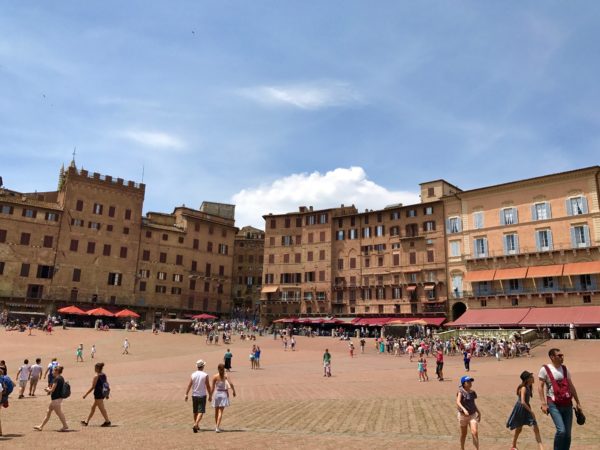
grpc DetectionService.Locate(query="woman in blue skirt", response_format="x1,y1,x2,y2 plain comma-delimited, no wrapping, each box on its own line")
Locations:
506,370,544,450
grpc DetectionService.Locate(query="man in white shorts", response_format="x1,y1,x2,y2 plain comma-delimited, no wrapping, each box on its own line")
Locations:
184,359,212,433
16,359,31,399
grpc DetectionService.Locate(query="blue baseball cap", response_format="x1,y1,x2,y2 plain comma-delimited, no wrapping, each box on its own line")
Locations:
460,376,474,385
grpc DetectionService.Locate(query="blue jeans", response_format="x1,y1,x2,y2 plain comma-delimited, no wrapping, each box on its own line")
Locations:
548,403,573,450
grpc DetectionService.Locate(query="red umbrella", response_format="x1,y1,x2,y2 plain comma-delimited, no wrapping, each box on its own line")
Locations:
115,308,140,318
87,307,115,317
57,305,86,315
191,313,218,320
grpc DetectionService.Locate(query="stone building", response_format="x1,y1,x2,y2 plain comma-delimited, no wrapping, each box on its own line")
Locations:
231,226,264,320
444,166,600,321
0,163,236,321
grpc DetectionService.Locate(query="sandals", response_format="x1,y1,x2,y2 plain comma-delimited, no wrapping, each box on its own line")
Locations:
100,421,111,427
33,426,42,431
80,421,88,426
192,425,199,433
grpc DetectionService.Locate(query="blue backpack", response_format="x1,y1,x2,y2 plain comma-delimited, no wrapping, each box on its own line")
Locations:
1,375,14,406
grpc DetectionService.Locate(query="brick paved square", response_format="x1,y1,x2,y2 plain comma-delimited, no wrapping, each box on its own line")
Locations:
1,328,598,449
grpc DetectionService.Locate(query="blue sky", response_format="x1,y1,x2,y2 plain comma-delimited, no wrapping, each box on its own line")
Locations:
1,2,599,227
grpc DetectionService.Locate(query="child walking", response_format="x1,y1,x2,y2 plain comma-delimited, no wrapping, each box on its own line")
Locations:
417,357,425,382
506,371,544,450
456,375,480,450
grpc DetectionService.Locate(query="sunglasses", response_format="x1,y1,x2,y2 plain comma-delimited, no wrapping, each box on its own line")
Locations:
553,354,564,358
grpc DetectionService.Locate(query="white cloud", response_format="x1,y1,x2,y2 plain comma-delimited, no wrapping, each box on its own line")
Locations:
238,81,361,110
232,167,420,228
119,130,185,150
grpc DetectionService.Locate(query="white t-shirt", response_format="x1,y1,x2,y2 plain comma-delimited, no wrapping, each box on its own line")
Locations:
191,370,208,397
30,364,43,379
538,364,571,401
18,364,31,381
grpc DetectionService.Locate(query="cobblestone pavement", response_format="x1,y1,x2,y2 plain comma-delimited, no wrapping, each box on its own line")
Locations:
1,328,598,449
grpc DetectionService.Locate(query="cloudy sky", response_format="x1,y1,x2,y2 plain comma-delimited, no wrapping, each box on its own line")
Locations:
1,2,599,227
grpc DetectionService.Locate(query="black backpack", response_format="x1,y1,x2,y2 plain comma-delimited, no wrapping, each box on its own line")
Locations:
61,380,71,399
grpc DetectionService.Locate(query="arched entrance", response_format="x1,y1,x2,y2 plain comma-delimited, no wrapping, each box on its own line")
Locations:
452,302,467,321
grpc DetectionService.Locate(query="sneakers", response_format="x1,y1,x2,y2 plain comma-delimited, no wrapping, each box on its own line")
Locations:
215,428,222,433
101,421,111,427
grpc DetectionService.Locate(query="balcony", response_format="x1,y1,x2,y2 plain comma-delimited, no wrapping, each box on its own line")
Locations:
452,286,599,299
465,243,599,261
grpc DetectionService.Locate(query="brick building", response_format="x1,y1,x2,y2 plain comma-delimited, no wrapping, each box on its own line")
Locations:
261,192,449,323
444,166,600,321
0,163,237,321
231,226,264,320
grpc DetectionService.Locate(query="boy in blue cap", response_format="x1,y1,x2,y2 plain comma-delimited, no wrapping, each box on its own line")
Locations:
456,375,480,449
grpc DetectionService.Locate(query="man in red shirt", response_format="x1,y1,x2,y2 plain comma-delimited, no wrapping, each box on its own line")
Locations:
436,349,444,381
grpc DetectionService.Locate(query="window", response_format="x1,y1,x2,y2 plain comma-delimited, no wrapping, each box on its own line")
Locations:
532,202,551,221
406,209,416,218
139,269,150,279
424,206,433,215
475,281,490,295
504,233,519,255
390,211,400,220
108,206,116,217
178,236,184,244
362,288,371,300
145,230,152,238
26,284,43,299
307,251,313,262
571,225,590,248
319,250,325,260
93,203,103,215
511,298,519,306
120,247,128,258
378,256,384,266
103,244,111,256
409,252,416,264
536,229,553,251
20,263,30,277
450,240,461,257
76,200,84,211
45,212,58,221
162,233,168,241
20,233,31,245
71,218,84,227
176,254,183,265
283,254,290,264
71,268,81,282
428,187,435,197
375,225,385,236
43,235,53,248
424,221,435,232
583,295,591,304
447,217,461,234
508,279,521,292
362,227,371,238
480,299,487,307
106,224,113,232
350,257,356,269
364,257,370,268
159,252,167,263
125,209,132,220
173,273,183,282
281,235,293,246
336,230,345,240
193,239,199,250
123,227,130,235
567,196,587,216
268,254,274,264
171,287,182,295
474,237,488,258
337,259,344,270
218,244,228,255
69,239,78,252
427,250,434,262
319,231,326,242
207,242,213,252
191,260,197,271
142,250,150,261
319,271,325,282
0,229,5,243
89,221,101,230
541,277,555,291
578,274,593,291
108,272,122,286
319,213,328,224
472,211,484,229
87,242,96,254
155,285,167,294
349,229,358,240
139,281,147,292
304,272,315,282
157,271,167,280
390,226,399,236
393,254,400,265
0,205,14,215
36,265,53,279
205,263,211,276
500,207,518,225
284,218,290,228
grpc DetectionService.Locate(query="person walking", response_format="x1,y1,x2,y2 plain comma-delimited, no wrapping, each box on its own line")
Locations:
91,344,97,360
43,358,59,388
254,346,261,369
506,370,544,450
436,349,444,381
223,349,233,372
184,360,211,433
323,348,332,377
360,338,366,354
463,350,471,372
16,359,31,399
456,375,480,450
211,363,236,433
76,344,84,363
34,365,69,432
538,348,583,450
122,338,130,355
29,358,43,396
81,362,111,427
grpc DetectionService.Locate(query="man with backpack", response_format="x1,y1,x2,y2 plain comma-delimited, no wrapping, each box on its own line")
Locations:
538,348,583,450
34,365,69,432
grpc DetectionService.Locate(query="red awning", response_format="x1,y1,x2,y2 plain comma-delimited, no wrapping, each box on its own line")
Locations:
423,285,435,291
353,317,394,326
520,306,600,327
447,308,530,328
563,261,600,276
406,286,417,291
115,308,140,318
464,270,496,282
57,305,86,315
527,265,564,278
494,267,528,281
86,307,115,317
